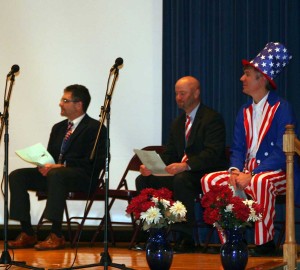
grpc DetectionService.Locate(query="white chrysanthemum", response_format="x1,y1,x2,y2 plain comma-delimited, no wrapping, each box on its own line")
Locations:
151,197,170,209
151,197,159,204
160,198,171,209
140,206,162,225
243,199,254,207
247,207,262,222
243,200,262,222
225,204,234,212
169,201,187,218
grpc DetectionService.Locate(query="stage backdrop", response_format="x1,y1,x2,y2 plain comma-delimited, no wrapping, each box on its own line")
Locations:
162,0,300,145
0,1,162,225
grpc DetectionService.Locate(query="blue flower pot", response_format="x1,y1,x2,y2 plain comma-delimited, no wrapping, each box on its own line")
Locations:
220,226,248,270
146,228,173,270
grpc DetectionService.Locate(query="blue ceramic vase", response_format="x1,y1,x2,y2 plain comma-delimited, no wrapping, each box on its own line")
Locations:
220,226,248,270
145,228,173,270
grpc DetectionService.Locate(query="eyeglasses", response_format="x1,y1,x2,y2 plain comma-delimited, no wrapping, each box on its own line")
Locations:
60,98,80,103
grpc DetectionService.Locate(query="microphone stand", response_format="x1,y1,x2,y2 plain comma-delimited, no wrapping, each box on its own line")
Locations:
54,66,133,270
0,73,44,270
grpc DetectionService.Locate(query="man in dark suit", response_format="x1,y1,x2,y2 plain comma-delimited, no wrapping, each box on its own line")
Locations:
136,76,227,252
8,84,106,250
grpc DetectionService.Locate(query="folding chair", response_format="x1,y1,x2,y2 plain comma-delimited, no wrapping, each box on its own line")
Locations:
89,145,166,248
36,170,113,246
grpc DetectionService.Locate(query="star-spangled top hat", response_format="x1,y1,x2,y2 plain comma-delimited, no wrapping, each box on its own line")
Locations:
242,42,292,89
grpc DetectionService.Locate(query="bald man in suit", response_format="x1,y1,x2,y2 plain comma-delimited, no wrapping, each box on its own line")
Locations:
136,76,227,252
8,84,106,250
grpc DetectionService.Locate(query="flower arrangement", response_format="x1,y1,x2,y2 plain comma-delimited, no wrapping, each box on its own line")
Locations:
201,185,263,229
126,187,187,231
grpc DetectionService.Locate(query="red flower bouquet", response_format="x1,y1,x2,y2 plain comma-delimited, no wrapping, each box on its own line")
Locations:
201,185,263,229
126,188,187,231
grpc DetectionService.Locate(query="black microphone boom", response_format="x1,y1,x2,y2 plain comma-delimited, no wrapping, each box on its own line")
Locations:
110,57,123,72
7,65,20,77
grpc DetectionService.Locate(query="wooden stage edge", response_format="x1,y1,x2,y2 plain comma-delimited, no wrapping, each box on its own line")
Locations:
0,242,299,270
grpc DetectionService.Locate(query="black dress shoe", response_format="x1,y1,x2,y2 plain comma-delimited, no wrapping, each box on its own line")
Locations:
249,240,276,257
173,235,196,253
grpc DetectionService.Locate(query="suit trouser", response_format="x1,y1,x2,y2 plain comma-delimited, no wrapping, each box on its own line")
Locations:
201,170,286,245
9,167,90,223
136,171,203,236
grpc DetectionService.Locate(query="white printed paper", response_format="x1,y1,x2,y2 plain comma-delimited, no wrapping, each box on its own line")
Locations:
16,143,55,166
134,149,172,176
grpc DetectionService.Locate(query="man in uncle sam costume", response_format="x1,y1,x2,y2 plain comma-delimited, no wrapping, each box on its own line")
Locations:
201,42,300,256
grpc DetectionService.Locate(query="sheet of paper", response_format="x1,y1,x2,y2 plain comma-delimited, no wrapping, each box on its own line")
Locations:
134,149,172,176
15,143,55,166
234,189,248,199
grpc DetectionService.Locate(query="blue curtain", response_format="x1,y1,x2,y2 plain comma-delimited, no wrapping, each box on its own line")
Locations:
162,0,300,145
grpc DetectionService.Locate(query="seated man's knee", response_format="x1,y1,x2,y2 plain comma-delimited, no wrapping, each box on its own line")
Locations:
47,168,61,178
9,169,25,186
9,169,19,181
135,174,148,192
47,168,66,186
173,172,190,187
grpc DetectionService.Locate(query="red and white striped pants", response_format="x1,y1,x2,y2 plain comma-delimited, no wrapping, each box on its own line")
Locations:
201,170,286,245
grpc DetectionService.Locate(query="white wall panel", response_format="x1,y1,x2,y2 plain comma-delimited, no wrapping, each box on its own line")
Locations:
0,0,162,225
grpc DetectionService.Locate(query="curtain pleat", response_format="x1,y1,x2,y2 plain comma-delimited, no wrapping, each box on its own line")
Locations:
162,0,300,145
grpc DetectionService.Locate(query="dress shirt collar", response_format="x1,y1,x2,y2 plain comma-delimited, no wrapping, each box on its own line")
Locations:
187,103,200,123
252,92,269,113
68,114,85,131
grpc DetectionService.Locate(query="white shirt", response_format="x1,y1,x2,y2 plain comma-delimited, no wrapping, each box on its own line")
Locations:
69,114,85,132
248,92,269,159
187,103,200,125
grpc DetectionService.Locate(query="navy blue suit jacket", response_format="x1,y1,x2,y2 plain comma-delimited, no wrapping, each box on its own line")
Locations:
47,114,107,187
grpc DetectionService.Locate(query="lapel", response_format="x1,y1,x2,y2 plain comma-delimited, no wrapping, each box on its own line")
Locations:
244,91,280,152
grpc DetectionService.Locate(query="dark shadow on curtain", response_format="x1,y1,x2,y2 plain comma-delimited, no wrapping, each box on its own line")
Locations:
162,0,300,145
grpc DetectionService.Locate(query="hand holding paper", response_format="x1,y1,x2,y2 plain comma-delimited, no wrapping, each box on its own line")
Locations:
133,149,172,176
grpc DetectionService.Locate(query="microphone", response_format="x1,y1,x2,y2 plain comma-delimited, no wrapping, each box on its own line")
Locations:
110,57,123,72
7,64,20,77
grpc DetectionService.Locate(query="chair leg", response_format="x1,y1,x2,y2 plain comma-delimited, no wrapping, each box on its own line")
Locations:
90,213,115,246
64,202,73,243
202,226,215,252
128,222,142,249
193,223,200,246
71,199,95,246
36,210,46,234
275,223,285,250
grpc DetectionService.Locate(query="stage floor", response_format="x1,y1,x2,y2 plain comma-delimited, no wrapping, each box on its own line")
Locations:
1,242,297,270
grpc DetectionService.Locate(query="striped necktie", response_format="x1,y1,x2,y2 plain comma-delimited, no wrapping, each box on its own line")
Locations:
185,115,192,142
58,121,74,164
181,115,192,162
64,121,74,141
